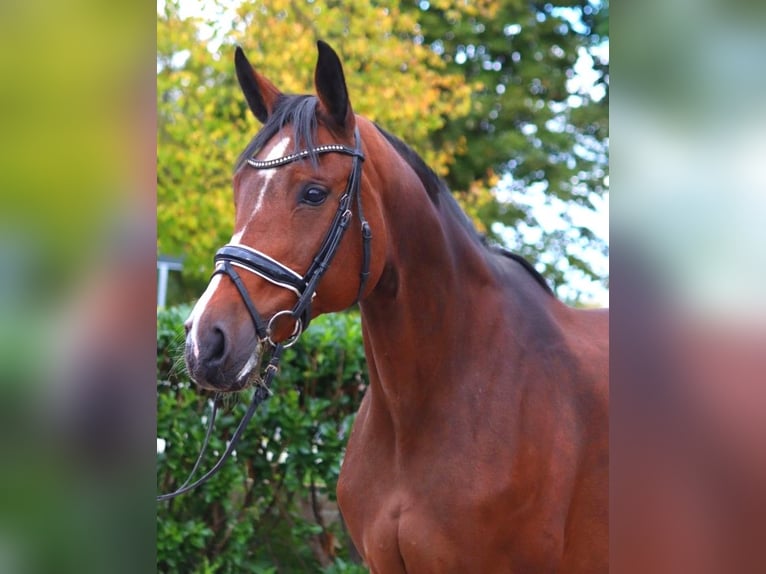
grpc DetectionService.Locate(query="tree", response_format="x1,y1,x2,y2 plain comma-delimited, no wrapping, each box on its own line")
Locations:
157,0,608,301
158,0,472,286
407,0,608,295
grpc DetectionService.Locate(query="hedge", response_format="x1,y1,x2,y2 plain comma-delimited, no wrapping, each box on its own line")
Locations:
157,305,369,573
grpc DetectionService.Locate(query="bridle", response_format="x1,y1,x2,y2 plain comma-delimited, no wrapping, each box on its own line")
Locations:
158,128,369,502
214,127,369,347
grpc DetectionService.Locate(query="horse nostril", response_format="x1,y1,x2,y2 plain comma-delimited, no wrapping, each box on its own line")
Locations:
208,326,226,363
184,319,192,336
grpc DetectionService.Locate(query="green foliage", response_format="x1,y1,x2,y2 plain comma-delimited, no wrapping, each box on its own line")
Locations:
157,306,368,572
158,0,471,283
409,0,609,293
157,0,608,302
321,558,369,574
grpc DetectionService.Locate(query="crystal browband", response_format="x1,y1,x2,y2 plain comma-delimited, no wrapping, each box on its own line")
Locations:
247,144,362,169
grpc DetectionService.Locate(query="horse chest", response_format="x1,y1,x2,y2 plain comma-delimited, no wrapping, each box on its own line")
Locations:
337,420,557,572
338,472,463,573
336,381,603,573
339,461,563,574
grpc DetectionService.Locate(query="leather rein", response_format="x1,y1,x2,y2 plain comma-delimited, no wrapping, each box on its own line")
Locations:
158,128,368,501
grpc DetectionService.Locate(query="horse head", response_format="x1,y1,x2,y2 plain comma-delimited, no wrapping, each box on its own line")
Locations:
184,42,387,392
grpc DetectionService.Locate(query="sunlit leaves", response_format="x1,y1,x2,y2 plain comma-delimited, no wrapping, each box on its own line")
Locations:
158,0,473,282
157,0,608,303
411,0,609,299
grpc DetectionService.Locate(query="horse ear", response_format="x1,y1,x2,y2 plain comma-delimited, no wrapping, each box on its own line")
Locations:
235,46,281,123
314,41,354,131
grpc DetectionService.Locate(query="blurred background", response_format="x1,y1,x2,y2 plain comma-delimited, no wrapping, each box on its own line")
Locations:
612,0,766,572
0,1,156,573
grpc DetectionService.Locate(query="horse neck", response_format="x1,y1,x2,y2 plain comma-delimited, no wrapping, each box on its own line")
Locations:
357,136,545,431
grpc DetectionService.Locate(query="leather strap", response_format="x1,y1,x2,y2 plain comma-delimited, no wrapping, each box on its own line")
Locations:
157,345,284,502
215,127,369,345
211,261,269,340
159,130,370,501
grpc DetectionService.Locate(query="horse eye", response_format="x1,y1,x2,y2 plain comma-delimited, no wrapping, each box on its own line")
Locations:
301,186,329,206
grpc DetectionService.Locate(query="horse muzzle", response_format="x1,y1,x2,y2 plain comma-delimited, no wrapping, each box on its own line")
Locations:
184,317,264,393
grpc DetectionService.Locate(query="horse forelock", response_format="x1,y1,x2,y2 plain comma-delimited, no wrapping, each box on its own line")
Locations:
234,95,320,173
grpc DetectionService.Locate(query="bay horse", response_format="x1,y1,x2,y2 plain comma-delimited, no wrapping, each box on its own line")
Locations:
184,41,609,573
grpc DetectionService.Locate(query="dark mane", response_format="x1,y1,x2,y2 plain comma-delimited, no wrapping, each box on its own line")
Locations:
234,94,320,172
375,125,553,296
375,124,446,203
485,242,554,295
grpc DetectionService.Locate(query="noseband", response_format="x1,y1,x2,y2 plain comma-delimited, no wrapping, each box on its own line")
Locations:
158,128,369,501
213,127,369,347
